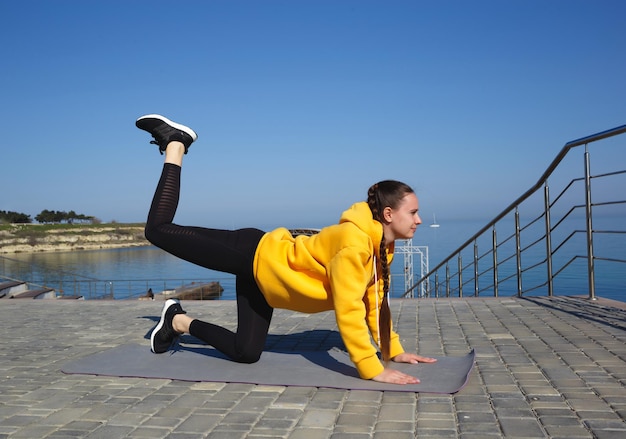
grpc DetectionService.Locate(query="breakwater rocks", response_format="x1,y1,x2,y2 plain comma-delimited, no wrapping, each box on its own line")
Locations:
0,223,149,254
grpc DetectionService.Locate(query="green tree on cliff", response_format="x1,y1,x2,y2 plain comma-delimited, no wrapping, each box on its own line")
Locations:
0,210,32,224
34,210,95,224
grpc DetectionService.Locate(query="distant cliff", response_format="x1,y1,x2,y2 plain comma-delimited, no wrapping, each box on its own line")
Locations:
0,223,149,254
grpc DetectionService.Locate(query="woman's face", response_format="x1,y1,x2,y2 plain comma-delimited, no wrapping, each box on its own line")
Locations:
383,193,421,242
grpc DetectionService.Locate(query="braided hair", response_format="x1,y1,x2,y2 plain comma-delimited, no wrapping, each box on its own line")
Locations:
367,180,414,363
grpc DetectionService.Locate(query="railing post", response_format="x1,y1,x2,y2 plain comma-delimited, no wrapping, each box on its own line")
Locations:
473,240,479,296
584,147,596,300
445,263,450,297
515,209,523,297
434,272,439,298
544,182,554,296
458,254,463,297
492,226,498,297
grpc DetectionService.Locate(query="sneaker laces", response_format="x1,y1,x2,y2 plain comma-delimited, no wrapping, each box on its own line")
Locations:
149,138,166,154
149,133,189,154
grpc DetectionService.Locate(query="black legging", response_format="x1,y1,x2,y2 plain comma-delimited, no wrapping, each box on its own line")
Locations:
145,163,273,363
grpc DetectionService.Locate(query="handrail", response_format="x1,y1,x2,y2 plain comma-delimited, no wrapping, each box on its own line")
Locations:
404,123,626,299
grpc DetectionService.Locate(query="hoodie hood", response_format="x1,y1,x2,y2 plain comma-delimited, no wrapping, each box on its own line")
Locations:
339,202,383,254
339,201,395,259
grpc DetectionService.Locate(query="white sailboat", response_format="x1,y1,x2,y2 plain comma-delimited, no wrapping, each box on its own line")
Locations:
429,214,440,228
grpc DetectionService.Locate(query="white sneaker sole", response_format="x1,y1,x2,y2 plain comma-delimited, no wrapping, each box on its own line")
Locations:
137,114,198,142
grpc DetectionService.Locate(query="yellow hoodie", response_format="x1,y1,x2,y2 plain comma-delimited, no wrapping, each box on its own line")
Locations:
252,201,405,379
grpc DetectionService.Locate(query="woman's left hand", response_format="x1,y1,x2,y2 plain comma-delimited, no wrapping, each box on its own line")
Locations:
392,352,437,364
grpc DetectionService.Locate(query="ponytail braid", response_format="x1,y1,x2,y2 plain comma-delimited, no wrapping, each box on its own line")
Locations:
367,180,414,363
378,237,392,362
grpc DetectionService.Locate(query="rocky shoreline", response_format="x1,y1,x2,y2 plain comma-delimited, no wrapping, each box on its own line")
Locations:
0,224,149,254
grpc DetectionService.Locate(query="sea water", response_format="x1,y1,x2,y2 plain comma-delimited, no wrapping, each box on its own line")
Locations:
2,216,624,302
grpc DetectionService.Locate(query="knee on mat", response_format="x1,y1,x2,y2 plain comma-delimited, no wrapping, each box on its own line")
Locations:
235,351,262,364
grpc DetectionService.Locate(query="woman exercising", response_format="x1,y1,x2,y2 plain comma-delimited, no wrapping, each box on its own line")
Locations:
137,114,436,384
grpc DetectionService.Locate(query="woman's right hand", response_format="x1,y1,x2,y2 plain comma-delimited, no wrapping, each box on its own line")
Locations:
372,367,420,385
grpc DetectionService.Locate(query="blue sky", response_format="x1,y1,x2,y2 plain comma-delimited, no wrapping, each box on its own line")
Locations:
2,0,625,230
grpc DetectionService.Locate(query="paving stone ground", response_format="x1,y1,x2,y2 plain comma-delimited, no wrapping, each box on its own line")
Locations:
0,295,625,438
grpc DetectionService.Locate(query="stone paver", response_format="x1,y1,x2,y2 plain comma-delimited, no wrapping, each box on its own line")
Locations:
0,295,624,438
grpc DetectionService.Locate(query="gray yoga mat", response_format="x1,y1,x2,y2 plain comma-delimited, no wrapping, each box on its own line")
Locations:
62,343,475,393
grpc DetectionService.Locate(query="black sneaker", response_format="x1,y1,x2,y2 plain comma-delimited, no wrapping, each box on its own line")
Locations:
151,299,187,353
136,114,198,154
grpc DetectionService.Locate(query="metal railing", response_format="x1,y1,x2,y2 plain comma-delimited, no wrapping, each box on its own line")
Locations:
49,277,233,300
404,124,626,300
0,272,231,300
52,278,226,300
